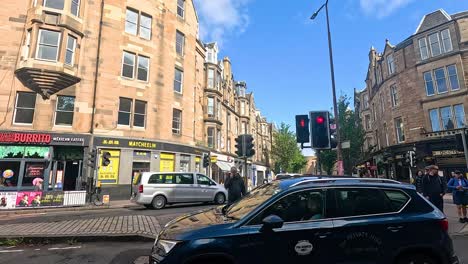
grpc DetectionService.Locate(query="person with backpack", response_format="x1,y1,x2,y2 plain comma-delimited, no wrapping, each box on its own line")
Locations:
422,165,447,213
448,170,468,223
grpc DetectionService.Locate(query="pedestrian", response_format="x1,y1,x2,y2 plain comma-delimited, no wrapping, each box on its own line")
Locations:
422,165,447,213
414,170,424,193
224,167,246,204
447,171,468,223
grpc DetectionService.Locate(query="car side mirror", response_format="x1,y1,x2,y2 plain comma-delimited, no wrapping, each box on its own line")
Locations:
260,215,284,232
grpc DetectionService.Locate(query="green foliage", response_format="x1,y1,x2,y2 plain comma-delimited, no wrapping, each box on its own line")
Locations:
318,95,366,175
271,123,307,173
319,150,337,175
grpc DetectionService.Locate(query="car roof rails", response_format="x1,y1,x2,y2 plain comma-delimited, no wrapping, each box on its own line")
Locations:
290,178,401,188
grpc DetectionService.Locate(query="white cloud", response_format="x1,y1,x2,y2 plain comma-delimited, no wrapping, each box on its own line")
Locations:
194,0,250,45
359,0,414,18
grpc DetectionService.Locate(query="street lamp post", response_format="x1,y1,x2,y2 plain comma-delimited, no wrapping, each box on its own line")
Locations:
311,0,343,175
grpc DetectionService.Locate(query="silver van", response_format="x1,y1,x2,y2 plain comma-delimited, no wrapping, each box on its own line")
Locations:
131,172,228,209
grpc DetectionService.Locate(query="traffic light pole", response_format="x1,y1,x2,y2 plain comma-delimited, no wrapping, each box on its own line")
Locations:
461,129,468,171
311,0,343,175
244,156,248,190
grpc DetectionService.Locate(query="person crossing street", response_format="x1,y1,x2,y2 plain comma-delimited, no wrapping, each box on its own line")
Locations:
422,165,447,213
224,167,246,205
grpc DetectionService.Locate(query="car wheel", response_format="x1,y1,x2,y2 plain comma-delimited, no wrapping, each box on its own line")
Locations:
144,204,153,209
152,195,166,209
214,193,226,205
397,253,438,264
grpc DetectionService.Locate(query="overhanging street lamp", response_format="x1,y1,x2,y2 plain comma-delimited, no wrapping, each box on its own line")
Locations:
310,0,344,175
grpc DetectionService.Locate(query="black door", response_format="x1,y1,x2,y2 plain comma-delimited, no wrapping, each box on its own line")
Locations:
245,189,334,263
63,161,80,191
330,188,412,264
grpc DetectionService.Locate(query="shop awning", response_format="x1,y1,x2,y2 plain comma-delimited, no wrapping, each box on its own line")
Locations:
216,161,232,172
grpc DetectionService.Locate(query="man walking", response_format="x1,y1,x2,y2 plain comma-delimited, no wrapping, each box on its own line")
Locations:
224,167,246,204
422,165,447,212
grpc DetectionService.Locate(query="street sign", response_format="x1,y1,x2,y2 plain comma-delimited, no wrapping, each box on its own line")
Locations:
341,141,350,149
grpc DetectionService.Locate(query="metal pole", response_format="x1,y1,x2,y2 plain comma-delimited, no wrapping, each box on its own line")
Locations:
324,1,343,175
461,129,468,171
317,150,322,174
244,157,248,190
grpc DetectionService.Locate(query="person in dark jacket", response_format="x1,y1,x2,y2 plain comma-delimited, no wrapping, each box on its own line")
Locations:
224,167,246,204
422,165,447,213
414,170,424,193
447,171,468,223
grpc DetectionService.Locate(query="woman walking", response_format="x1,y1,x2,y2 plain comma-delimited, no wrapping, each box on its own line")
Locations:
447,171,468,223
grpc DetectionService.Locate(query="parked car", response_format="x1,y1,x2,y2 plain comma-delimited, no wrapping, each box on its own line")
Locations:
131,172,227,209
150,177,458,264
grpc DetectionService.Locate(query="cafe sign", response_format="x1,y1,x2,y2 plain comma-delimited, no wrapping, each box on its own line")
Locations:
95,137,157,150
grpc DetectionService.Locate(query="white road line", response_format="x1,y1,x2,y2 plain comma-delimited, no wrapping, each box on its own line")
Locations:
0,250,24,253
34,249,41,251
48,246,82,251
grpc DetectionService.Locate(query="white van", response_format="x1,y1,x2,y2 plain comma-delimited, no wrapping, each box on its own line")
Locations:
131,172,228,209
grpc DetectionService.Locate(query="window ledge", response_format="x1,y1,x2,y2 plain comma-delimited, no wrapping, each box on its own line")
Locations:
420,89,468,105
12,123,33,127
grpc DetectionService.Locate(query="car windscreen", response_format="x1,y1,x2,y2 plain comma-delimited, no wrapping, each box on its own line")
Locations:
225,181,281,220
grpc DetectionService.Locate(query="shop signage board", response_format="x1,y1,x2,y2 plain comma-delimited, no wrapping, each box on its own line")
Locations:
0,192,17,209
0,131,90,146
160,153,175,172
98,149,121,184
95,138,157,150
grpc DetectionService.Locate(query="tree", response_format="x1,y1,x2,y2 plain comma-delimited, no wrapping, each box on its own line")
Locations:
318,95,366,175
337,95,366,175
319,150,336,175
271,123,307,173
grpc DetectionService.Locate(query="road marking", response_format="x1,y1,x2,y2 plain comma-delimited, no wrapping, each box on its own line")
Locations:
0,249,24,253
48,246,82,251
34,249,41,251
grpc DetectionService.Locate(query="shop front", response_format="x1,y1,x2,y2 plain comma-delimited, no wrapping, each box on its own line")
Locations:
93,136,208,199
0,131,90,192
209,152,235,184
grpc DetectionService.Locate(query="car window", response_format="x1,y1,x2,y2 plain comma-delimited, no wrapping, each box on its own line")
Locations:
384,190,409,211
148,174,164,184
225,182,281,220
333,188,395,218
197,174,211,185
249,190,325,225
176,174,194,184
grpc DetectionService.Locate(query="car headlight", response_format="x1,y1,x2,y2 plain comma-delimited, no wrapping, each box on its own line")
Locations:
156,240,179,256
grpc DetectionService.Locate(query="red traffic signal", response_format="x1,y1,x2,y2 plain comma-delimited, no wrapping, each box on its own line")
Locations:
315,116,325,124
295,115,310,144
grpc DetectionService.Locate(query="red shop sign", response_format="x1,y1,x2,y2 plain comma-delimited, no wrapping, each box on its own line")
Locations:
0,133,51,144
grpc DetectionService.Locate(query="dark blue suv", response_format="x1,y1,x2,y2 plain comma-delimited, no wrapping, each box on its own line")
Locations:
151,178,459,264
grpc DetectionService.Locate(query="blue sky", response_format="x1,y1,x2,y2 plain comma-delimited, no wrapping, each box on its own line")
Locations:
195,0,467,128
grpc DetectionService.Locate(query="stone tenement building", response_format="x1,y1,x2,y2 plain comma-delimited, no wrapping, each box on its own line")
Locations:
0,0,272,196
355,9,468,180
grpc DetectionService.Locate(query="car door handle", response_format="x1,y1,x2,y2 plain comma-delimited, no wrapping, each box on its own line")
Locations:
387,226,404,232
316,232,332,239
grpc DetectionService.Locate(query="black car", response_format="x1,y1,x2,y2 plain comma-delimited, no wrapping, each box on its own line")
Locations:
151,177,459,264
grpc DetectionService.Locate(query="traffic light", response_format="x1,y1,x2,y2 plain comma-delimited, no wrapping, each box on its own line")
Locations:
310,111,331,149
329,117,338,149
235,135,244,157
102,151,111,167
245,135,255,157
295,115,310,143
203,154,210,168
87,149,97,168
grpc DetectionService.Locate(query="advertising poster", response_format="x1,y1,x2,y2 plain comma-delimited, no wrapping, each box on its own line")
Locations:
0,192,17,209
15,191,42,207
98,149,120,184
41,191,64,207
25,163,45,178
